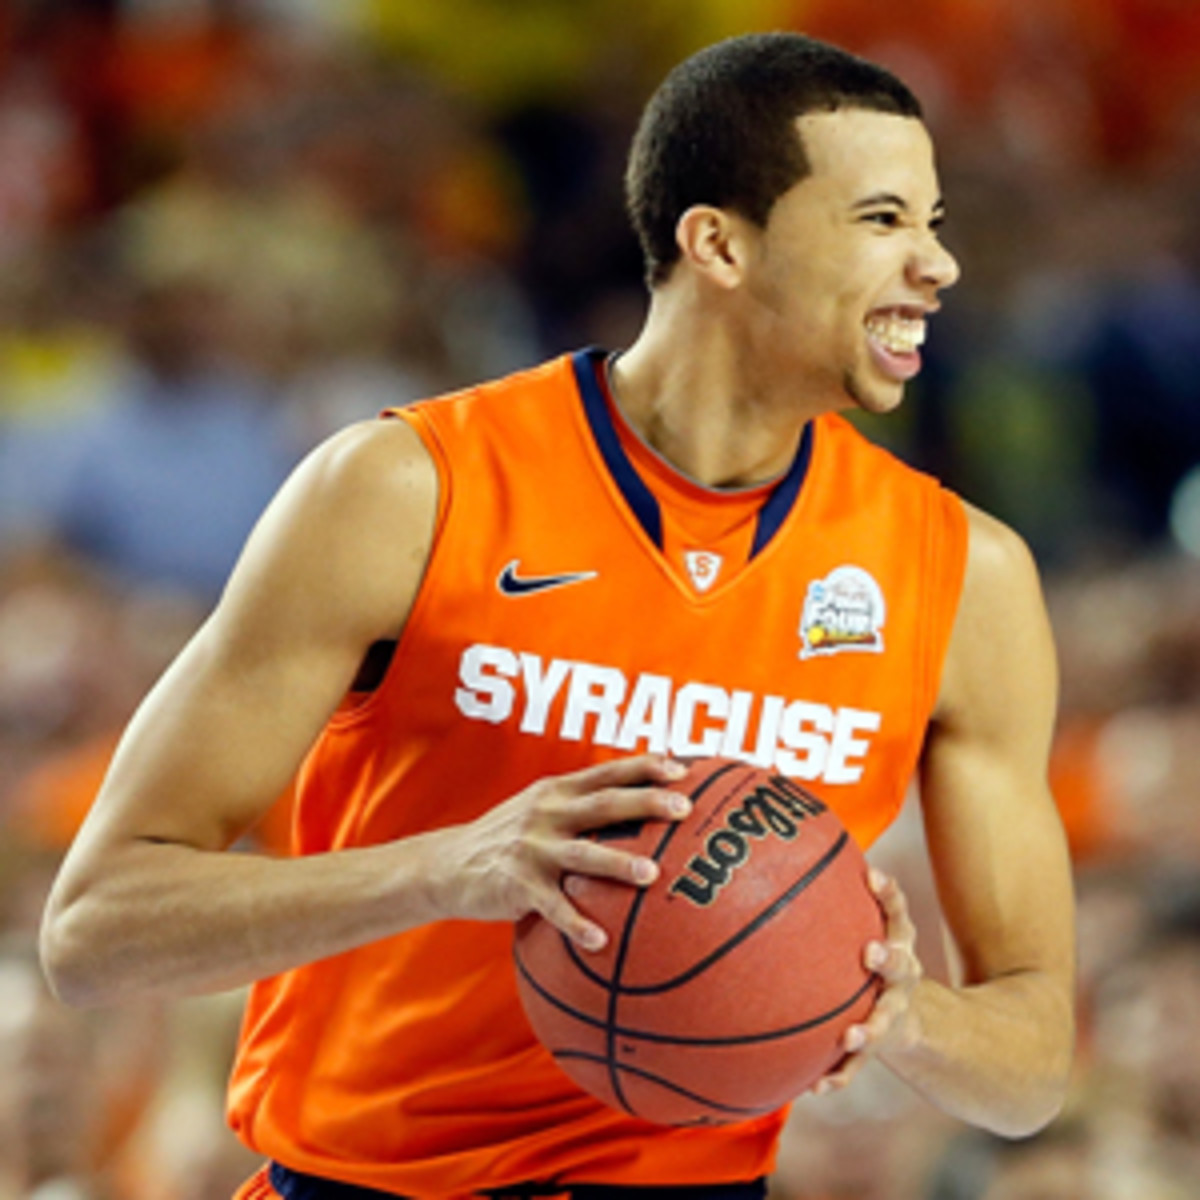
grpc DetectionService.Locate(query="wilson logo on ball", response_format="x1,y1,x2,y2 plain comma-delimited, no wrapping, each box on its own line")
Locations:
669,776,828,907
513,757,884,1126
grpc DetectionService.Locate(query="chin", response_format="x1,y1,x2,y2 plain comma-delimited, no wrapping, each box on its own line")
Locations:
844,372,906,416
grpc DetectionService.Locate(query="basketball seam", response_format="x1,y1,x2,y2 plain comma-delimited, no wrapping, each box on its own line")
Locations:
568,829,852,997
560,760,749,993
512,761,874,1124
551,1050,774,1119
514,955,878,1047
603,759,747,1115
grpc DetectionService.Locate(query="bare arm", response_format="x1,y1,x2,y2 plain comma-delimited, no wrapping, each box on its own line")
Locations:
819,504,1076,1137
41,419,688,1007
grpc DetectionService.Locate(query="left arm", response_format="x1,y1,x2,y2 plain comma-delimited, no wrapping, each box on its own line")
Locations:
819,503,1076,1137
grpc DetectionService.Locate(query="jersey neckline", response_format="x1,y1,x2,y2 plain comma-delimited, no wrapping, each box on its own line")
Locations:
570,347,814,562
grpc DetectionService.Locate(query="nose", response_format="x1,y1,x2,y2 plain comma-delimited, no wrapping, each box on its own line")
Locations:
910,233,960,293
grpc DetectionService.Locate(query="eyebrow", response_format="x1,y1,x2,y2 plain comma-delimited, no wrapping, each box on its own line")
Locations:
851,192,947,217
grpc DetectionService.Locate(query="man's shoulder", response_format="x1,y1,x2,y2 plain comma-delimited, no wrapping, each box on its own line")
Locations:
814,412,956,497
291,418,439,529
390,353,578,422
959,501,1040,591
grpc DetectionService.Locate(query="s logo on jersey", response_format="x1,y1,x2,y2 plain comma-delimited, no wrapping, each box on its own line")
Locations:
683,550,723,594
800,565,886,659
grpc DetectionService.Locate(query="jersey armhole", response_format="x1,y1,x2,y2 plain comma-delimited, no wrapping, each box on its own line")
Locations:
387,405,452,538
324,406,453,727
919,488,970,722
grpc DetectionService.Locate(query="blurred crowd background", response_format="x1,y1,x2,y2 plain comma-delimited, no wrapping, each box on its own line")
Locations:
1,2,1198,1199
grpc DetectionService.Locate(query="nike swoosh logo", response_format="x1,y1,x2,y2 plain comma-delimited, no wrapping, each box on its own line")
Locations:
497,559,599,596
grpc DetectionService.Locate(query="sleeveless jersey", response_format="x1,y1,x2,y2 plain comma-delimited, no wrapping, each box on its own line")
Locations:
227,349,968,1198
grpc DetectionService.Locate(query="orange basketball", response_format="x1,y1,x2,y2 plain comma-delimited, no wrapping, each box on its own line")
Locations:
513,757,884,1126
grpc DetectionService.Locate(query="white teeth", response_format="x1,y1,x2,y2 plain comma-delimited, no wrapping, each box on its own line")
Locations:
865,313,926,354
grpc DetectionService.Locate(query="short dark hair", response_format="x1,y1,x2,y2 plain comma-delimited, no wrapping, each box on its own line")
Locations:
625,33,923,286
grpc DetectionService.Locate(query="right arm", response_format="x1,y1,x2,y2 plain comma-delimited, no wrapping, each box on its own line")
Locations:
40,418,689,1007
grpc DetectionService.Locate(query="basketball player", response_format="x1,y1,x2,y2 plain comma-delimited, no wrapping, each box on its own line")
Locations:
40,32,1075,1200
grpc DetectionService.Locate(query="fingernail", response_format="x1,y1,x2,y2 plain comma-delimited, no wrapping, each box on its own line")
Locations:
668,794,691,817
869,868,887,891
662,758,688,779
845,1026,866,1052
633,858,658,884
580,925,606,951
866,943,887,970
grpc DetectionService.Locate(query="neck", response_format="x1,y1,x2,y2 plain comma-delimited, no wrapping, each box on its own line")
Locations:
611,293,824,488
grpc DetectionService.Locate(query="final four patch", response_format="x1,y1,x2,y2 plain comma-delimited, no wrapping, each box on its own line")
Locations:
799,565,886,659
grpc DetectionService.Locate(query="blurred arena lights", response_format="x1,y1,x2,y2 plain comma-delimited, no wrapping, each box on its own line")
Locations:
1168,466,1200,558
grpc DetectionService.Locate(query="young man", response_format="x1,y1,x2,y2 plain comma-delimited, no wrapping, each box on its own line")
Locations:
40,32,1075,1200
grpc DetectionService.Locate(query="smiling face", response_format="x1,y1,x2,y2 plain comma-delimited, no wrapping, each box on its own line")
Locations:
736,108,960,416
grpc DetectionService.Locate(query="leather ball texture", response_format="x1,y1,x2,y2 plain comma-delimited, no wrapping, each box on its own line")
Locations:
513,756,885,1126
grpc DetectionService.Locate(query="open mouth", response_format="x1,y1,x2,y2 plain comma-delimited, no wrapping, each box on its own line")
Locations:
864,308,927,356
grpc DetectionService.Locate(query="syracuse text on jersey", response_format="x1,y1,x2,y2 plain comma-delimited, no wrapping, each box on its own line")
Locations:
454,643,882,785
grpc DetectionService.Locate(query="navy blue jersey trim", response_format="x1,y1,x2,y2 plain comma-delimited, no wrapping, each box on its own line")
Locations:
573,348,663,548
571,347,812,561
750,420,813,557
269,1161,767,1200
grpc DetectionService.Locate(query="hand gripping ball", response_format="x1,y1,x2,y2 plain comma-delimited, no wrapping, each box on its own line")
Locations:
514,757,885,1125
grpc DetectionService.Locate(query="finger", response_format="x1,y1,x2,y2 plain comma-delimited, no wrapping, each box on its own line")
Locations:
558,839,660,887
863,938,921,984
868,869,914,929
534,884,609,952
558,754,689,795
866,869,917,945
812,1051,867,1096
868,867,899,906
560,782,692,833
842,983,912,1058
842,1004,894,1056
843,1022,870,1055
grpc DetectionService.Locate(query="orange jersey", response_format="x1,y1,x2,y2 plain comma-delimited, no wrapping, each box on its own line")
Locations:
228,350,968,1198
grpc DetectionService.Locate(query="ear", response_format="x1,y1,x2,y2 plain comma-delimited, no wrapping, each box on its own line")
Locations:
674,206,749,289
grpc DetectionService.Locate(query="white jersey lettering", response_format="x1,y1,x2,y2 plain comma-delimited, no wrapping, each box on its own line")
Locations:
518,652,570,735
454,644,882,785
561,662,627,744
615,672,672,753
750,694,786,769
455,644,517,723
719,689,756,761
776,700,834,780
670,682,729,758
826,706,882,784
